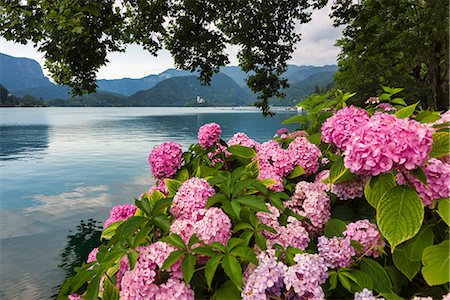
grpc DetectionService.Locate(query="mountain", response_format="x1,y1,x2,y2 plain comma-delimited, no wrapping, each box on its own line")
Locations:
129,73,249,106
96,69,192,96
287,65,338,83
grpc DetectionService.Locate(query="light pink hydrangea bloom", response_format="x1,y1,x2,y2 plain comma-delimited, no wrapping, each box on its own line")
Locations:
198,122,222,149
148,142,183,179
344,220,385,257
344,112,433,176
315,169,368,200
288,137,321,175
257,140,293,177
321,106,370,150
397,158,450,207
284,253,328,299
258,167,284,192
170,177,215,219
87,247,99,263
354,288,382,300
376,102,396,111
120,242,193,300
104,204,137,229
317,236,355,269
68,294,82,300
228,132,259,148
242,250,287,300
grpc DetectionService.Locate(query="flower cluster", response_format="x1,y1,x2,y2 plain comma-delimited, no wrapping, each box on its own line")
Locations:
317,236,355,269
87,247,99,263
288,137,321,175
344,112,433,176
397,158,450,207
149,179,168,196
170,177,215,219
198,122,222,149
148,142,183,179
103,204,137,228
274,127,289,138
228,132,259,148
376,102,396,111
321,106,370,150
120,242,194,300
344,220,384,257
354,288,382,300
315,170,367,200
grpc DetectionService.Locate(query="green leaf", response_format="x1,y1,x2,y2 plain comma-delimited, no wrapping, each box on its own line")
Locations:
403,225,434,261
234,195,270,212
391,98,407,106
360,258,393,293
281,114,309,124
192,245,217,257
430,132,450,158
162,250,185,271
161,234,186,250
231,246,258,265
103,277,120,300
326,156,355,184
392,246,420,280
377,186,424,251
84,275,101,300
329,271,338,290
308,132,322,146
379,293,406,300
287,165,305,179
127,250,140,270
411,167,427,185
188,234,201,248
205,254,224,289
395,102,418,118
324,218,347,238
245,160,259,178
212,280,241,300
210,242,227,253
233,222,254,232
422,240,450,286
221,255,243,290
165,178,183,197
338,270,373,293
255,232,267,250
152,214,171,234
206,193,228,208
174,167,190,182
416,110,441,123
182,254,197,283
385,265,408,294
437,198,450,226
226,238,245,251
227,145,256,158
364,173,396,208
101,220,125,240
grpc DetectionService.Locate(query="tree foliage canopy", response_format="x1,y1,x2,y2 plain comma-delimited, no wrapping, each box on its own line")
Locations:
0,0,327,115
331,0,449,110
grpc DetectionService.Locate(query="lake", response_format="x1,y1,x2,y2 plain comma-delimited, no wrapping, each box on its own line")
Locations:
0,107,298,299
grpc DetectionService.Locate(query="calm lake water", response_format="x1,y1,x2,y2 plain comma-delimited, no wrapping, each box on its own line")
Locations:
0,107,297,299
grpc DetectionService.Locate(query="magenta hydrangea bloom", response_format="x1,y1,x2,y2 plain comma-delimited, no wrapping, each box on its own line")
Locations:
104,204,137,228
376,102,396,111
148,142,183,179
170,177,215,219
256,204,281,241
87,247,99,263
257,140,293,177
258,167,284,192
321,106,370,150
170,208,232,246
344,112,433,176
344,220,385,257
120,242,193,300
287,181,331,235
317,236,355,269
397,158,450,207
288,137,321,175
68,294,82,300
354,288,379,300
148,179,168,196
242,250,287,300
284,253,328,299
228,132,259,148
198,122,222,149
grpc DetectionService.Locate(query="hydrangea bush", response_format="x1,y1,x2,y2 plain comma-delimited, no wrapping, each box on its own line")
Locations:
59,87,450,300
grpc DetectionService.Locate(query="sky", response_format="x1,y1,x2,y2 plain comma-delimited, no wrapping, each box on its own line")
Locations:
0,3,342,80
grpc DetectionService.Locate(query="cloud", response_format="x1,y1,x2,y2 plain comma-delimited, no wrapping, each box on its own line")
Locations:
25,185,111,215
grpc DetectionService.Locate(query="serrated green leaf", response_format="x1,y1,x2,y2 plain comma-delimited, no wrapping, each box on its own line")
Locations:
327,156,355,184
391,98,407,106
233,222,254,232
338,270,373,293
377,186,424,251
437,198,450,226
360,258,393,293
161,234,186,250
395,102,418,118
430,132,450,158
165,178,183,197
227,145,256,158
324,218,347,238
287,165,305,179
182,254,197,283
227,238,245,251
403,225,434,261
392,246,420,280
221,255,242,290
162,250,185,271
422,240,450,286
205,254,224,289
364,173,396,208
152,214,171,234
174,168,190,182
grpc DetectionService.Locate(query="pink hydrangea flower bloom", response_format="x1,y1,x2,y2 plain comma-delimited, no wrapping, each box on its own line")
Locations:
87,247,99,263
68,294,82,300
315,169,368,200
284,253,328,299
397,158,450,207
148,142,183,179
344,112,433,176
120,242,193,300
354,288,379,300
257,140,293,177
344,220,385,257
228,132,259,148
376,102,396,111
148,179,168,196
288,137,321,175
170,177,215,219
317,236,355,269
321,106,370,150
104,204,137,228
198,122,222,149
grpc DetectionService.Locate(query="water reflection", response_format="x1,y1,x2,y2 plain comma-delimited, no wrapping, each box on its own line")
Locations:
0,125,49,161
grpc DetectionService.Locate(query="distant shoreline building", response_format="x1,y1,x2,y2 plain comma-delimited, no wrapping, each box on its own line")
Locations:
196,96,205,104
